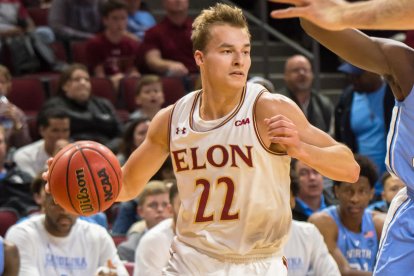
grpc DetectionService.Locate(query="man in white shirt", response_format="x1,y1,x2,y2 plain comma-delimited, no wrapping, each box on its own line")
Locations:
5,192,128,276
13,108,70,177
134,182,179,276
283,172,340,276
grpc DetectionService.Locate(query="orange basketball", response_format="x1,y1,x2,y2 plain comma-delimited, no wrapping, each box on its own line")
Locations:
48,140,122,216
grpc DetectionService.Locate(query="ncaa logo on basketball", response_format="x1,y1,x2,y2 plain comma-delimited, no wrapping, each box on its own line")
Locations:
98,168,113,202
235,118,250,126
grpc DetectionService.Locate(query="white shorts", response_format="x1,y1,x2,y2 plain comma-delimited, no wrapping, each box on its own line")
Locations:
163,238,288,276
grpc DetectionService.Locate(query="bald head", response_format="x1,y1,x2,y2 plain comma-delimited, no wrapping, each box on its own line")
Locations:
284,55,314,94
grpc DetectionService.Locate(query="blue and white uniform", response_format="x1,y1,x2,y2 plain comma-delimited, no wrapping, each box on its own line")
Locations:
374,86,414,275
324,206,378,272
0,236,4,276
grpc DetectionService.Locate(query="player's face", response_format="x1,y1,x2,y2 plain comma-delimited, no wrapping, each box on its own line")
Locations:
44,194,78,237
138,193,171,229
63,69,91,103
163,0,188,14
135,82,164,109
0,73,11,96
382,176,404,204
295,161,324,199
104,9,128,33
335,176,374,219
284,56,313,92
41,118,70,151
195,24,251,92
133,121,149,148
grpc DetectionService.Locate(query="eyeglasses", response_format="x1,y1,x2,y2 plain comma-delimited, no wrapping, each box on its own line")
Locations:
146,202,170,210
70,76,90,82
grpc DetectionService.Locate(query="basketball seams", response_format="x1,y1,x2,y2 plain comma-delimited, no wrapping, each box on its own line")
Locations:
66,148,80,214
78,146,102,213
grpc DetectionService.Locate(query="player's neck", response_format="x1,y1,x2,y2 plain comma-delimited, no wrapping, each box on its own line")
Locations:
298,194,321,211
199,87,243,120
338,207,363,233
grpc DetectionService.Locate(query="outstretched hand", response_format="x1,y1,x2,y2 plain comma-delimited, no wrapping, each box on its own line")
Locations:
269,0,349,31
42,158,54,194
265,114,303,158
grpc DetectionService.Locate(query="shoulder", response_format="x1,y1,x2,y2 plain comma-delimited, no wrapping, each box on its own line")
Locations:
308,210,337,230
6,215,43,239
14,139,44,154
292,220,322,237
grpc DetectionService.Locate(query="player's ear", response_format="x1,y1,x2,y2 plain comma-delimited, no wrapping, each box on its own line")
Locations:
194,50,204,65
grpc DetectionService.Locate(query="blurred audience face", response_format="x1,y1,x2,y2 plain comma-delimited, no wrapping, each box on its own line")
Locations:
43,194,78,237
135,82,165,110
63,69,91,103
284,55,314,94
163,0,189,15
334,177,374,219
40,118,70,155
0,127,6,164
125,0,141,13
138,193,171,229
134,120,150,148
0,70,11,96
104,8,128,33
382,176,405,204
294,160,324,200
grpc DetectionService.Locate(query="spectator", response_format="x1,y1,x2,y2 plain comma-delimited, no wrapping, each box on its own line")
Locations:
48,0,104,42
0,125,36,217
309,155,386,274
129,75,164,121
139,0,198,76
335,62,394,198
13,108,70,178
5,192,128,275
117,117,150,165
368,172,405,213
41,63,123,148
283,171,340,276
86,0,141,92
125,0,156,41
0,65,31,149
0,237,19,276
117,180,171,262
134,181,179,276
278,55,334,134
291,159,335,221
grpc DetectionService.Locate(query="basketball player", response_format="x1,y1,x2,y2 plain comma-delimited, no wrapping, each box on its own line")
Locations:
46,3,359,275
269,6,414,274
269,0,414,30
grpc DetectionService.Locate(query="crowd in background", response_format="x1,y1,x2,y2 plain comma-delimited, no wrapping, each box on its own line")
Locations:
0,0,409,275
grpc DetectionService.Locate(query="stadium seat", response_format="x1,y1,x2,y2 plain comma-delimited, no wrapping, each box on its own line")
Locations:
71,41,89,67
124,262,134,276
119,77,140,112
27,7,49,26
0,208,19,237
90,77,117,105
50,41,68,62
111,235,127,247
162,76,186,106
9,78,46,112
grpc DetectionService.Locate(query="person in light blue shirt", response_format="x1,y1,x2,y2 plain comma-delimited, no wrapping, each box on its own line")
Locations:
125,0,156,40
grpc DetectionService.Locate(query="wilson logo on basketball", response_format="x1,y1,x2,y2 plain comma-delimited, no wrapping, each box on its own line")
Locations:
75,168,94,213
98,168,113,202
235,118,250,126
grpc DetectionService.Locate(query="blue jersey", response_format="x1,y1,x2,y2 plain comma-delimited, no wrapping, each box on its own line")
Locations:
385,86,414,189
0,236,4,276
324,206,378,271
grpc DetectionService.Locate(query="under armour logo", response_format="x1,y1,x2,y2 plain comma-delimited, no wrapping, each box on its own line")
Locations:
176,127,187,135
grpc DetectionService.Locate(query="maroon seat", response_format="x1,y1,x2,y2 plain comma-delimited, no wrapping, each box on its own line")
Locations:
124,262,134,276
162,77,186,106
0,208,19,237
27,7,49,26
111,235,127,247
71,41,89,67
50,41,68,62
9,78,46,112
119,77,140,112
90,77,117,105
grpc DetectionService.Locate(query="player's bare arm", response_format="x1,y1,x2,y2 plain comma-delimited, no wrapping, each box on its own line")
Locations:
4,241,19,276
118,106,172,201
309,213,371,276
256,92,359,182
372,211,386,240
269,0,414,30
300,19,414,101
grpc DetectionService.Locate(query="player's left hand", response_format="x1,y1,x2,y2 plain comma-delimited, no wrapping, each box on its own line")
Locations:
265,114,303,158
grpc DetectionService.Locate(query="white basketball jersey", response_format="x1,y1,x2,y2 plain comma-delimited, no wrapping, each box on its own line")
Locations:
169,83,292,261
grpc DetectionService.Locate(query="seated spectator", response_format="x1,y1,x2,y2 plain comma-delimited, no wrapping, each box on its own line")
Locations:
41,63,123,147
139,0,198,76
134,182,179,276
86,0,141,91
117,181,171,262
125,0,156,41
48,0,104,42
13,108,70,178
368,172,405,213
5,192,128,275
283,171,340,276
278,54,334,134
0,65,31,149
0,125,36,217
0,237,20,276
291,159,335,221
129,75,164,121
335,63,394,199
309,155,386,274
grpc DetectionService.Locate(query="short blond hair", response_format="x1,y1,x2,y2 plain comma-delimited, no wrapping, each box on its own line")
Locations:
137,181,168,206
191,3,250,53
